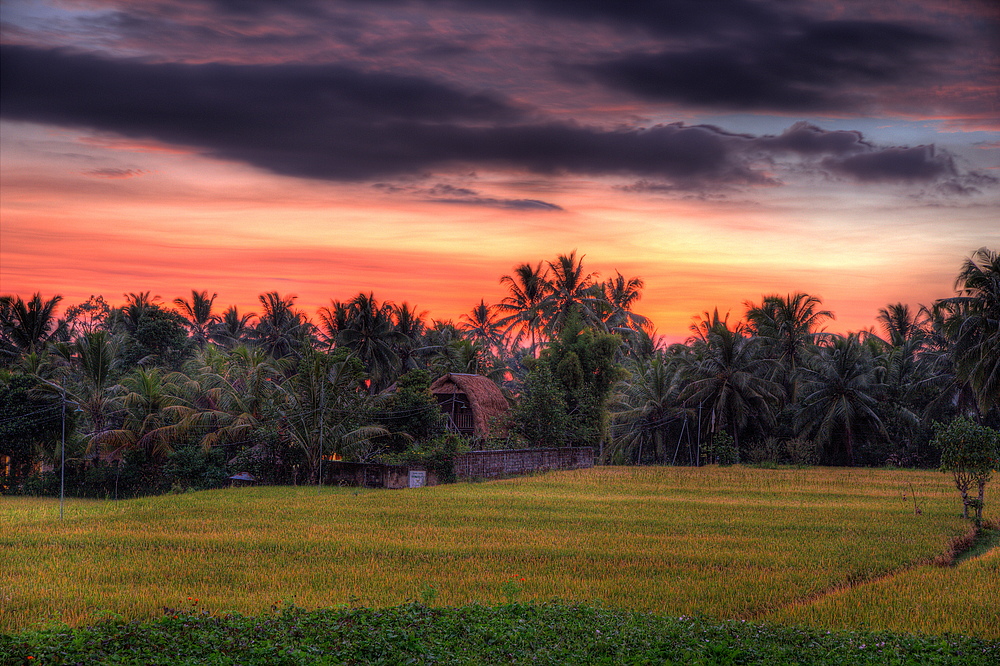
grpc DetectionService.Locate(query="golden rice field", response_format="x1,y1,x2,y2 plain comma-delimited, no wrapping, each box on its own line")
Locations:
2,466,996,638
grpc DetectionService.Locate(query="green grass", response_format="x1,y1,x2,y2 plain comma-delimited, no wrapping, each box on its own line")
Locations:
4,603,998,665
2,466,995,641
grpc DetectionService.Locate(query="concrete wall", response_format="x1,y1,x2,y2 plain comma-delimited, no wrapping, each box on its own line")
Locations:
454,447,594,480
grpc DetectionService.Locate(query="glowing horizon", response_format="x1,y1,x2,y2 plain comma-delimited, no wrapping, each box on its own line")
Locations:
1,1,997,340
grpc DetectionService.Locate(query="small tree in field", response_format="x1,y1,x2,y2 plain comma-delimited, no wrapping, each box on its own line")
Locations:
934,417,999,525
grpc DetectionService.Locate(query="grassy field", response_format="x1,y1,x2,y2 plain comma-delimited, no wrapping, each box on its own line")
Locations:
2,466,995,639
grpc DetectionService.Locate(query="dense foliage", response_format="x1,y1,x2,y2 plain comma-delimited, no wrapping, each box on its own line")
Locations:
2,249,998,497
4,602,997,665
935,417,1000,523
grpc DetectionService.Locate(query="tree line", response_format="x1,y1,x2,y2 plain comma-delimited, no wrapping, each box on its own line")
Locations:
1,248,997,496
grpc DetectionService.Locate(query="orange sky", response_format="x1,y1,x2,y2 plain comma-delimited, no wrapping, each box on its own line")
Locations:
1,1,998,340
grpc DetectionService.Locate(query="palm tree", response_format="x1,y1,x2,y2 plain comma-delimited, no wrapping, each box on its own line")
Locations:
252,292,310,359
796,335,886,465
391,302,429,371
600,271,648,332
316,300,350,351
173,290,219,348
745,292,833,403
939,247,1000,414
0,293,66,359
496,261,549,355
337,293,404,392
117,291,160,334
876,303,927,348
459,300,506,357
611,357,687,464
278,351,389,480
681,312,781,454
209,306,256,348
88,367,191,461
540,252,605,334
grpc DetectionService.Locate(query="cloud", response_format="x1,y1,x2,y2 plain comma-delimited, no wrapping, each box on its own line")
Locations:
578,21,949,114
383,182,564,210
0,45,762,186
82,167,148,178
432,196,563,211
3,45,993,193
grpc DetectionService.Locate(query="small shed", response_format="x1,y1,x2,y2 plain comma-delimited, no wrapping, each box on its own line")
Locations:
430,373,509,437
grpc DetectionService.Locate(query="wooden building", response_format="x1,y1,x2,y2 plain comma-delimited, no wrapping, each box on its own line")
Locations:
430,373,509,438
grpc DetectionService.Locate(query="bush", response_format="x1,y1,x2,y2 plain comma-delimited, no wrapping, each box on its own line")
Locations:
162,445,229,492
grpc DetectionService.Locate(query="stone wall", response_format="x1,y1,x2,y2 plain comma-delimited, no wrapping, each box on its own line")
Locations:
454,447,594,480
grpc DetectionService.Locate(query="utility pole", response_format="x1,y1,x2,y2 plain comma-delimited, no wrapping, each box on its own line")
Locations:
318,380,325,494
60,385,66,520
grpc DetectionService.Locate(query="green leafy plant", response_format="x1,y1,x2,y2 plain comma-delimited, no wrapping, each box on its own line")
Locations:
934,417,999,525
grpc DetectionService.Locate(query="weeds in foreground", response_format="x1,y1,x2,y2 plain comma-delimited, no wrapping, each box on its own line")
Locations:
3,603,997,666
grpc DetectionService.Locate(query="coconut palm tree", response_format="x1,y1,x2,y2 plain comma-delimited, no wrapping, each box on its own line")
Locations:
210,306,256,348
611,357,687,464
278,350,389,480
600,271,649,332
459,300,506,356
796,335,886,465
173,290,219,348
391,302,429,371
496,261,549,355
745,292,833,404
316,300,350,351
540,252,605,335
88,366,191,461
337,293,404,392
0,293,66,359
938,247,1000,414
681,312,781,454
252,292,311,359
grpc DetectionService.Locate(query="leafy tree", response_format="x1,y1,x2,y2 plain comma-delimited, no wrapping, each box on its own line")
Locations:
535,316,625,449
935,416,999,524
0,371,69,482
111,294,192,369
63,295,112,336
377,368,446,451
511,361,568,447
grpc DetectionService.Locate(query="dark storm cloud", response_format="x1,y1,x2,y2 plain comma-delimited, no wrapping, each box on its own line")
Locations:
2,45,990,192
758,122,870,156
180,0,781,34
0,45,761,185
823,146,954,182
580,21,949,113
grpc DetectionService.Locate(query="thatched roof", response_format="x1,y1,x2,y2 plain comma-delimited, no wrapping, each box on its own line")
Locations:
430,373,509,437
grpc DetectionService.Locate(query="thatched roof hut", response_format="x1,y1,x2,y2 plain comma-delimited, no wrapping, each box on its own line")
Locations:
430,373,509,437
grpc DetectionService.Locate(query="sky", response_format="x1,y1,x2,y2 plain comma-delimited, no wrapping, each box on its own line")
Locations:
1,0,998,341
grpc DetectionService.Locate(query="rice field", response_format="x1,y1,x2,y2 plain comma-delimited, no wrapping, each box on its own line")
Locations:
2,466,995,638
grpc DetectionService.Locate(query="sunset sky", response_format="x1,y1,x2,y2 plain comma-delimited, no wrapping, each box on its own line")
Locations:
2,0,998,341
